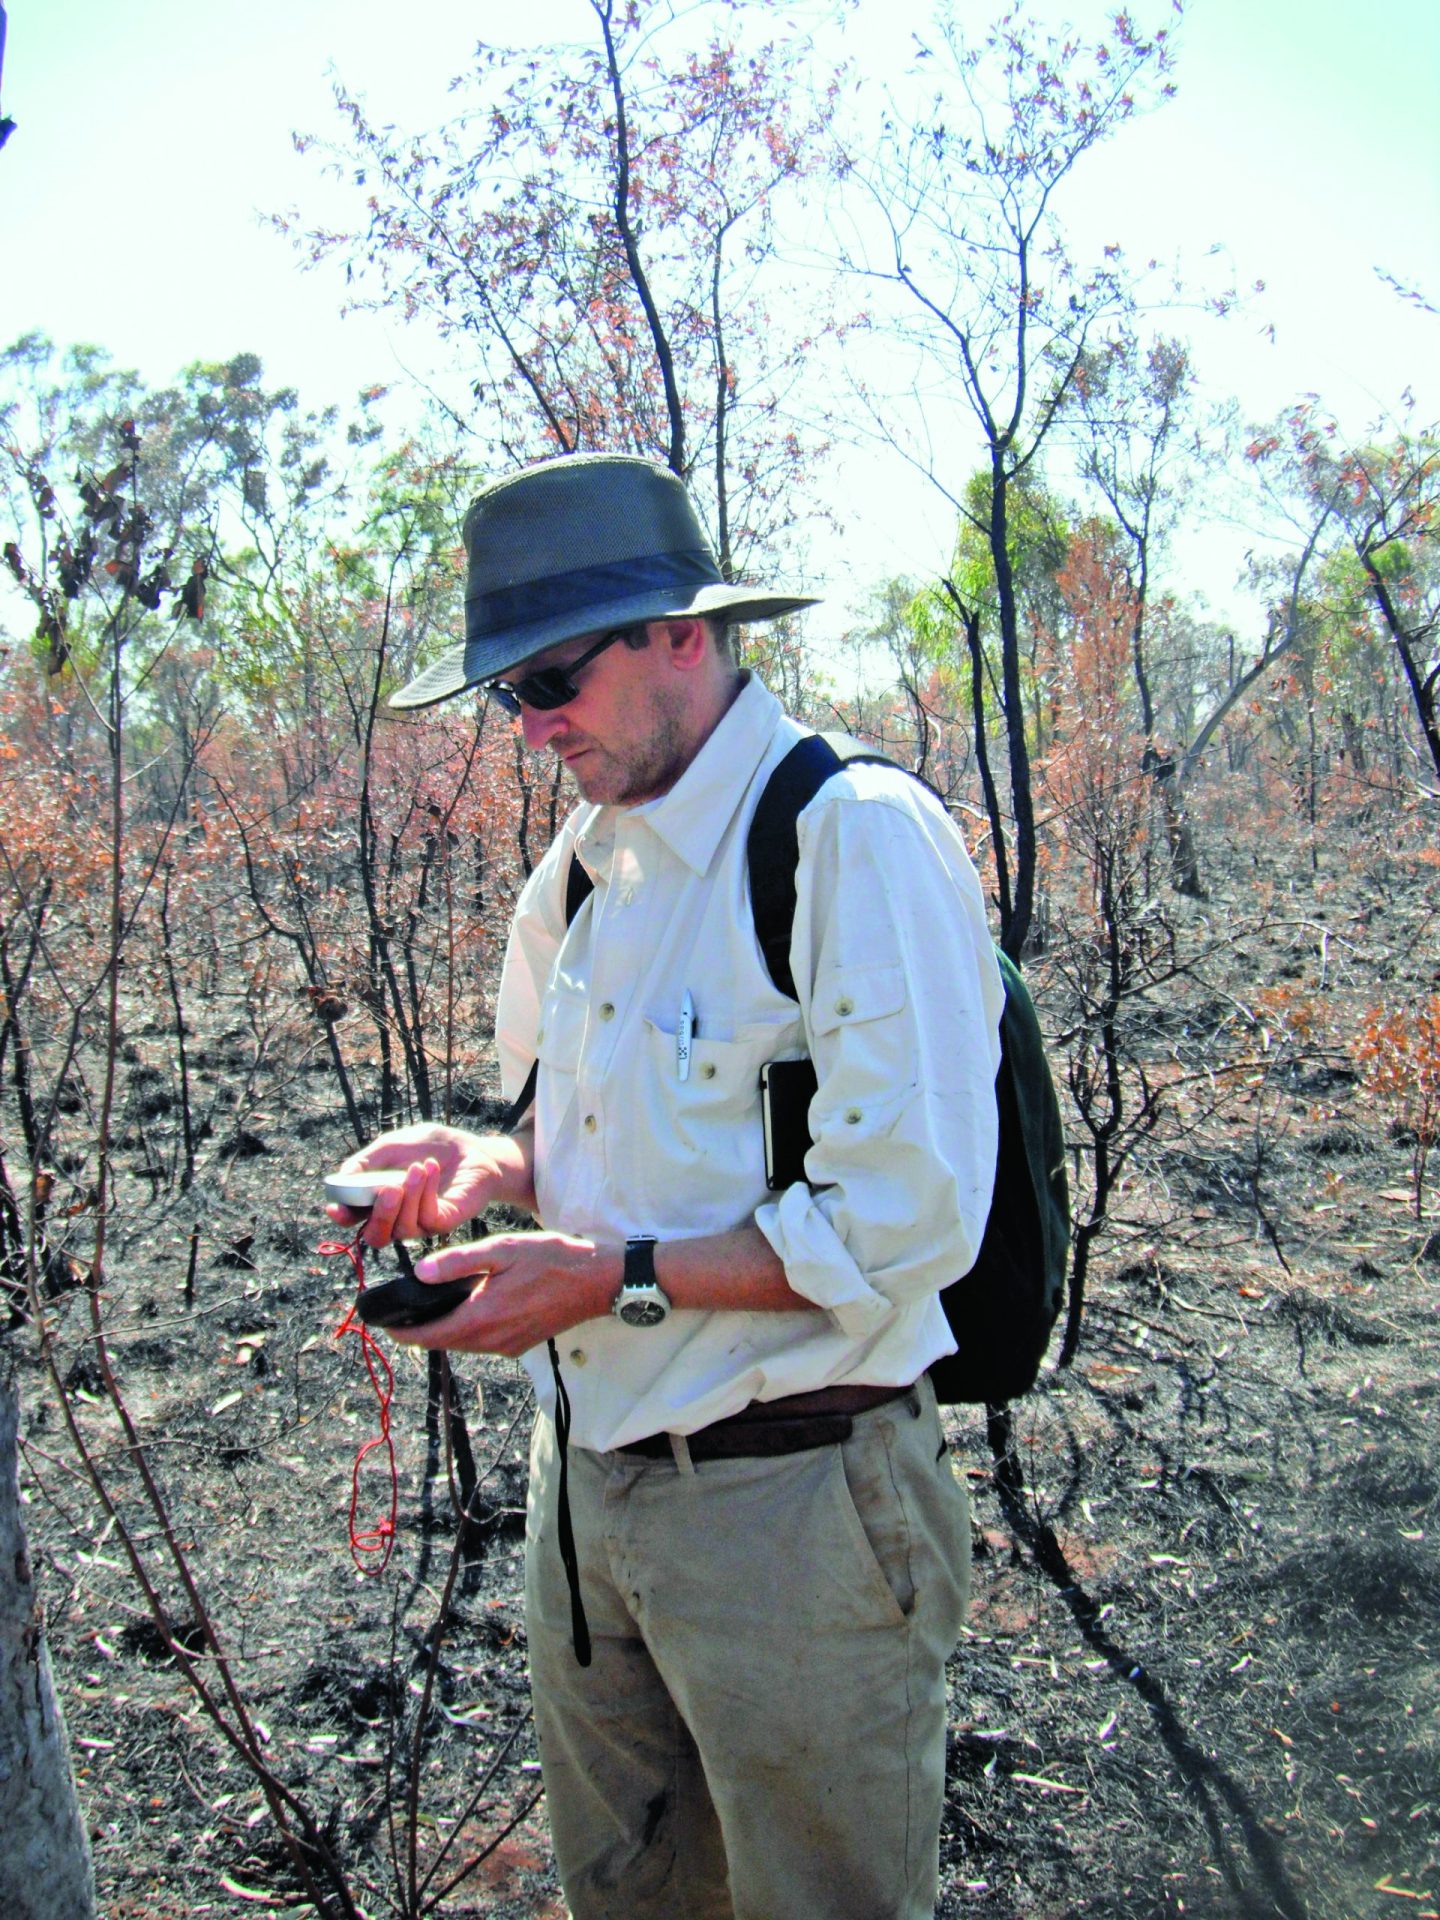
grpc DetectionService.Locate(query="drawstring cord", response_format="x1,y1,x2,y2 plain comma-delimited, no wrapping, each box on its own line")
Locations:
547,1336,592,1667
508,1061,591,1666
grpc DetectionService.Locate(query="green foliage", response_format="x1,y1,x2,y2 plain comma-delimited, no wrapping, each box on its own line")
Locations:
1245,406,1440,782
0,337,475,750
948,467,1073,628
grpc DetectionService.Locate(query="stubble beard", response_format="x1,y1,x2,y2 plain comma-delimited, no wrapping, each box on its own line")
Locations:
560,690,693,807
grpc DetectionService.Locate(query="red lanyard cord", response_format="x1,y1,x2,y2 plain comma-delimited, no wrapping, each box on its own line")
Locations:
320,1233,398,1575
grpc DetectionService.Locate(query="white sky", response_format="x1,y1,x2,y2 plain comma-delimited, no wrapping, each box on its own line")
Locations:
2,0,1437,631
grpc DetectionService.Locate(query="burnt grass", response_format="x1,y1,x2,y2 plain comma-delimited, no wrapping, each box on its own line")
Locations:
8,847,1440,1920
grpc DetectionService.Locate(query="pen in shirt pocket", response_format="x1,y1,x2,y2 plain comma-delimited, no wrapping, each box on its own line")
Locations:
677,990,696,1081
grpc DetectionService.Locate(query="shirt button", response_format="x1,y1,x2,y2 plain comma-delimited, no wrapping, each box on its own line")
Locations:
835,996,854,1017
619,887,636,907
699,1062,717,1081
583,1113,598,1133
569,1348,588,1366
535,1025,545,1045
845,1107,862,1125
598,1002,615,1021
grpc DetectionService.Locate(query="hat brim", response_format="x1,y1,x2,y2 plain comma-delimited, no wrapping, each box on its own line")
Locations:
389,582,819,711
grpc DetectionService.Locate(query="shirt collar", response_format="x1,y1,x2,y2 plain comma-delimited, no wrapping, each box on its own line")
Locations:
576,673,784,880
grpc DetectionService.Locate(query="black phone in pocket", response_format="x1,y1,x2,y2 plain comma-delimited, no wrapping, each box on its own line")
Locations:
760,1057,819,1190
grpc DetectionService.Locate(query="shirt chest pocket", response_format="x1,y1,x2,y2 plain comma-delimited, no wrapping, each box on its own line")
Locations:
641,1011,800,1146
533,985,590,1137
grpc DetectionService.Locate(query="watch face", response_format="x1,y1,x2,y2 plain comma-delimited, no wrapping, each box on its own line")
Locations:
618,1294,668,1328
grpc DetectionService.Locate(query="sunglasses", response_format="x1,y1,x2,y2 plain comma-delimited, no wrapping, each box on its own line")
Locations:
483,627,633,715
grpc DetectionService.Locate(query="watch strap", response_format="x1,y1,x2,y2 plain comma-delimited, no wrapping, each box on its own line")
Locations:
623,1236,658,1289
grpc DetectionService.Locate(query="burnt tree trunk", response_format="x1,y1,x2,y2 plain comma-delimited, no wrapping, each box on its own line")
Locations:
942,582,1012,934
988,457,1037,960
0,1379,97,1918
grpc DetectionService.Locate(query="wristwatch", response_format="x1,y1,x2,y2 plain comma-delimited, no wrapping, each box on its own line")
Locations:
612,1237,671,1328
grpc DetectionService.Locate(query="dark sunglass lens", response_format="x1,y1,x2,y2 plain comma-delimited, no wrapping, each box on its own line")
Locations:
487,630,624,714
513,668,576,711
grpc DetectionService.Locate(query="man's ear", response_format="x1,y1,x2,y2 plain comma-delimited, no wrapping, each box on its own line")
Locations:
659,617,711,669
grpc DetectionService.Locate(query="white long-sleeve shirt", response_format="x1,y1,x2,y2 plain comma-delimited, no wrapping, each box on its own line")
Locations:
495,674,1005,1451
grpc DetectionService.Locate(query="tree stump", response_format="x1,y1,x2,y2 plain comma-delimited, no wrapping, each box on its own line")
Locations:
0,1378,96,1918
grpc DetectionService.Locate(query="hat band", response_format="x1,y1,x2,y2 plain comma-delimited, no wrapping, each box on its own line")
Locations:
466,548,720,639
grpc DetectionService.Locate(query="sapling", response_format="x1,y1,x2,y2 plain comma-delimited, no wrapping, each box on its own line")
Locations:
1358,997,1440,1218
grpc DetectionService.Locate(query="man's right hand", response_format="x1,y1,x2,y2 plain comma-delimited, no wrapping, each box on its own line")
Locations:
324,1123,534,1249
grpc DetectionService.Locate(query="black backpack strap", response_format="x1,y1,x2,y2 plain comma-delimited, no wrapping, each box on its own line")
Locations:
565,851,596,924
748,732,899,1000
502,853,596,1132
501,1062,539,1136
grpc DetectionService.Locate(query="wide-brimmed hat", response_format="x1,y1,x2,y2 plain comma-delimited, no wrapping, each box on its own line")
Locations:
390,453,819,710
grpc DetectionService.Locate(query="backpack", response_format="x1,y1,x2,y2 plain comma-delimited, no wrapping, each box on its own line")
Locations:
526,730,1072,1406
749,733,1070,1405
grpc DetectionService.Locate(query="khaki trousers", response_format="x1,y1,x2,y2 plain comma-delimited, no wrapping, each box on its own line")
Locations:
524,1377,970,1920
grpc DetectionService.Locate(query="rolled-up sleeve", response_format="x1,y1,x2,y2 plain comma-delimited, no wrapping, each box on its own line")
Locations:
753,771,1005,1337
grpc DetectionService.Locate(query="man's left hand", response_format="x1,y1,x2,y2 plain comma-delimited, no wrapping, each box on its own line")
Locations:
387,1232,621,1356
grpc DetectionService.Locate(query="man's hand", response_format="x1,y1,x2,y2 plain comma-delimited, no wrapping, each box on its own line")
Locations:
325,1123,534,1249
387,1232,622,1357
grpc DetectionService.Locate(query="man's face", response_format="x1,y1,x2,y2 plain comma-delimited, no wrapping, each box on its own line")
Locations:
506,622,693,807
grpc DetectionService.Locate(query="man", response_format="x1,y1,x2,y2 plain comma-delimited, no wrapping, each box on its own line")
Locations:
332,453,1005,1920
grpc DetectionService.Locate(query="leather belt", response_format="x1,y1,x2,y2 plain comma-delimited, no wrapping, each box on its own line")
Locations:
616,1383,915,1463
